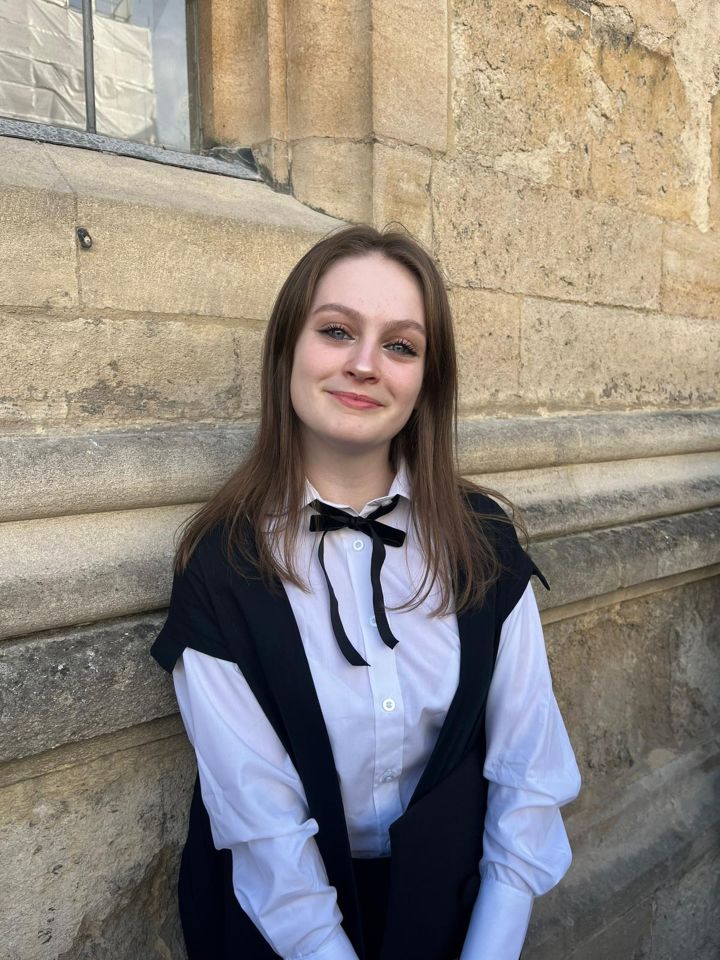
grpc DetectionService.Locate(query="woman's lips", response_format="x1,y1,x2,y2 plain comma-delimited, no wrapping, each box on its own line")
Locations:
328,391,383,410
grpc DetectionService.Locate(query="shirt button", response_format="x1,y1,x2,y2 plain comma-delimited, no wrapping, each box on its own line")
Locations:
352,539,364,551
379,770,396,784
369,616,377,627
382,697,396,712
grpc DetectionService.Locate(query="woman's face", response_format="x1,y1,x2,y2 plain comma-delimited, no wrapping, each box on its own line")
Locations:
290,253,426,460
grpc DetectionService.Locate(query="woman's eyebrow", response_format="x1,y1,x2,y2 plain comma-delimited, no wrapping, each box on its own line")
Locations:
312,302,426,336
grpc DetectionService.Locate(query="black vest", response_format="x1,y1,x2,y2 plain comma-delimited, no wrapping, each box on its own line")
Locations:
151,492,548,960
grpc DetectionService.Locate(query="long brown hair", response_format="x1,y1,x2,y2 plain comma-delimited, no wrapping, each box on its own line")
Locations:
174,224,525,614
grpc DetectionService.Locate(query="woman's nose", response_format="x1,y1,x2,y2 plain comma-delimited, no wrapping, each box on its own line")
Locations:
344,339,380,380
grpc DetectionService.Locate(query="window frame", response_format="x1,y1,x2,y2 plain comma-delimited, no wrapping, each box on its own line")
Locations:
0,0,259,182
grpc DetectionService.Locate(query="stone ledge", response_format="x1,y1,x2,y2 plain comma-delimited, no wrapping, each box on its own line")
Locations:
0,505,194,641
1,409,718,522
0,136,341,318
1,510,718,761
0,614,174,764
525,737,720,959
474,450,720,539
531,507,720,608
1,492,719,642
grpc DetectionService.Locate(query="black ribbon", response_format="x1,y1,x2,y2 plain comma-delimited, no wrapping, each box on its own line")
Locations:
309,495,406,666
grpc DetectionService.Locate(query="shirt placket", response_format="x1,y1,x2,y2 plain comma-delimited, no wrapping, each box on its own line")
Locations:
344,521,405,854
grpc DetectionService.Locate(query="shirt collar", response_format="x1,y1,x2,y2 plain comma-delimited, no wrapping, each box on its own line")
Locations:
302,459,411,517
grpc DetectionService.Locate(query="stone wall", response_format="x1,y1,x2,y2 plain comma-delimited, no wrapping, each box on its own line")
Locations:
1,1,719,958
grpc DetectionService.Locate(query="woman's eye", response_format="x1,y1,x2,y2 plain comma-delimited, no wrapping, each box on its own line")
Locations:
385,340,417,356
320,325,351,341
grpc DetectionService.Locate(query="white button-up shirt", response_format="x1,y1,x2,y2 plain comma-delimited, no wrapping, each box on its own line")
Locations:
173,465,581,960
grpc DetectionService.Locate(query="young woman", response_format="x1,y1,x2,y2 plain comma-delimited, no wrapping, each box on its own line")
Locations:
151,225,581,960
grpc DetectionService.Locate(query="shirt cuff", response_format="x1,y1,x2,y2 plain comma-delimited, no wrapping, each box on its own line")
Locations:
292,927,359,960
459,877,534,960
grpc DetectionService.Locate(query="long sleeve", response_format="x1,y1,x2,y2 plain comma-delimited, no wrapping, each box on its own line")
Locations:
460,582,582,960
173,648,360,960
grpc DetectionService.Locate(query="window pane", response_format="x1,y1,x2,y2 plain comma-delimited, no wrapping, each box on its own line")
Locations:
93,0,192,152
0,0,86,131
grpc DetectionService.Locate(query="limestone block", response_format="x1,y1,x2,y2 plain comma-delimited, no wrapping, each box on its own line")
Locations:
710,92,720,230
432,163,662,308
525,738,719,958
519,298,719,410
372,0,448,151
286,0,371,140
448,287,521,410
291,138,373,222
372,143,433,247
595,0,680,46
474,451,720,540
650,847,720,960
198,0,271,146
5,410,719,524
587,40,694,221
662,221,720,319
449,0,695,219
459,409,720,475
538,899,654,960
0,733,193,960
544,577,719,785
267,0,288,140
530,507,720,608
0,139,77,310
0,425,256,522
45,142,340,320
0,615,175,763
0,312,262,428
451,0,592,187
0,506,192,640
254,136,291,188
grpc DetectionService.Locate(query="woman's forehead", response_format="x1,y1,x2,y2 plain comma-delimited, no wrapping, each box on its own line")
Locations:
311,254,425,319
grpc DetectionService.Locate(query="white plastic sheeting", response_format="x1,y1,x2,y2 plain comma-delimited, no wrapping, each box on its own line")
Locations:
0,0,160,144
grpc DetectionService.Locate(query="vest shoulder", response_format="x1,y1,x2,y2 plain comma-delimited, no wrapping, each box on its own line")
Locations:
186,518,259,583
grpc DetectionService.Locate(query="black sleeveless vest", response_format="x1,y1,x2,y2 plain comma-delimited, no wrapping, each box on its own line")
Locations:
151,492,548,960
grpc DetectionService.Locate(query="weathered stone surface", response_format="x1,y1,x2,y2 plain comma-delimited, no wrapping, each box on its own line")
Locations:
3,410,718,523
662,221,720,319
449,287,522,410
450,0,694,219
372,143,433,247
551,898,654,960
587,40,694,220
0,139,77,310
459,409,720,475
525,733,720,958
198,0,271,146
650,846,720,960
291,138,373,222
432,163,662,307
475,451,720,539
286,0,371,140
372,0,448,151
544,577,720,785
531,508,720,609
596,0,680,46
711,91,720,230
519,298,720,409
0,506,192,640
0,732,193,960
0,312,262,428
0,615,176,763
42,142,340,320
0,425,256,522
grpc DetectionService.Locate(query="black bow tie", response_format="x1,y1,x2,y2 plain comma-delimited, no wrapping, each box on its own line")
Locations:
309,495,406,666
